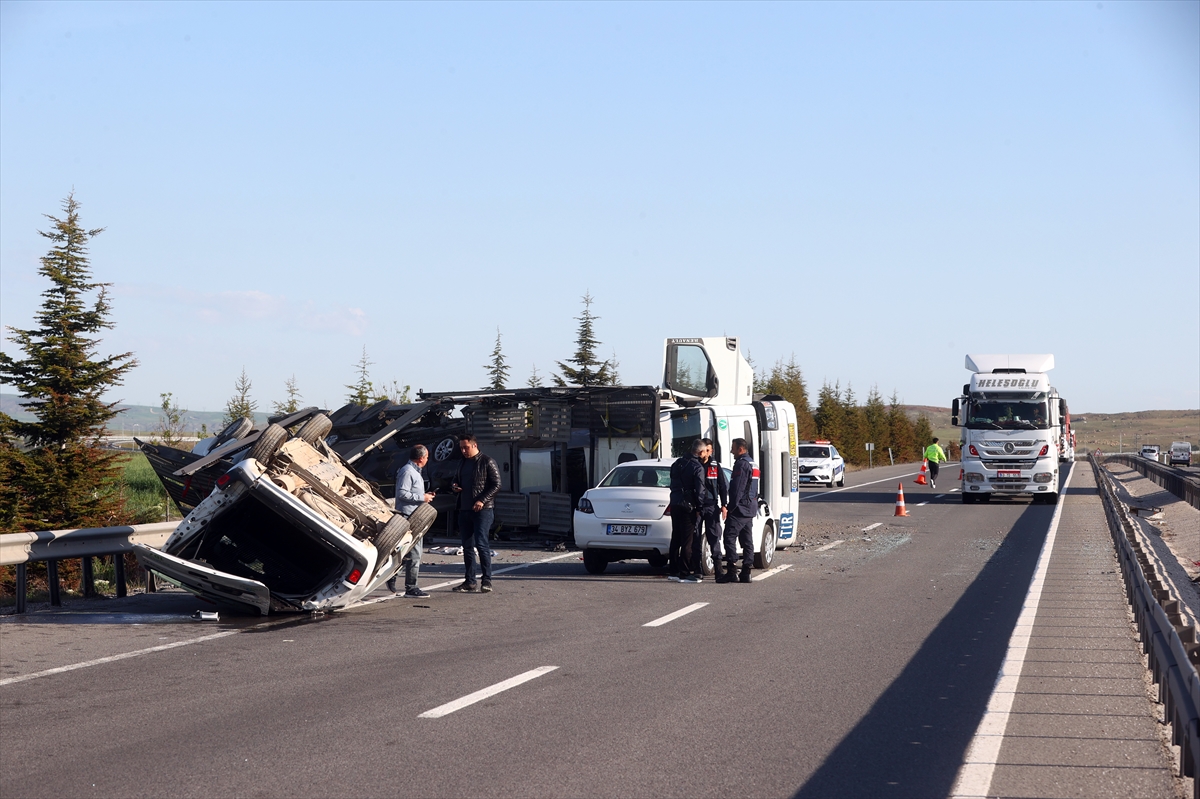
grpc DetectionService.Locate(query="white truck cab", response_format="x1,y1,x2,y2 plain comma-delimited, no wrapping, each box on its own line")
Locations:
953,354,1067,505
659,337,801,552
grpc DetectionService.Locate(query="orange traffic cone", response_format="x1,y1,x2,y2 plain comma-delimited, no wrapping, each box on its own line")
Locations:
914,459,929,486
894,483,909,516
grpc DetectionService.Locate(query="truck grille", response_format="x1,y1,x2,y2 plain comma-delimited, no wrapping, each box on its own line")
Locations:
981,440,1035,448
981,459,1036,470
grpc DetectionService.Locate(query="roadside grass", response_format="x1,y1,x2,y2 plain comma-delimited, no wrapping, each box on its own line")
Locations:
119,451,182,524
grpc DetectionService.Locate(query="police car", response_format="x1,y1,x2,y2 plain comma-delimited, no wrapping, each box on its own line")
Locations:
795,440,845,488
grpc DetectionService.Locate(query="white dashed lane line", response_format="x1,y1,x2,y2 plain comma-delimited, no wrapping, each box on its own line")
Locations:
644,602,708,628
752,564,792,581
418,666,558,719
356,551,579,604
815,540,844,552
862,523,882,532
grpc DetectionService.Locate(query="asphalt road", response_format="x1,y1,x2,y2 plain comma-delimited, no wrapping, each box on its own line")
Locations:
0,461,1166,798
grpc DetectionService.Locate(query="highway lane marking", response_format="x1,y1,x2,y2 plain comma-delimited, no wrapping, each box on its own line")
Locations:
356,551,579,604
949,488,960,493
644,602,708,627
2,551,580,686
815,540,844,551
0,628,241,686
418,666,558,719
861,523,882,532
752,564,792,581
796,472,920,501
950,463,1077,799
934,494,946,499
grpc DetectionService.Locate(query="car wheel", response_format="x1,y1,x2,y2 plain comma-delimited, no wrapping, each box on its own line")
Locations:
837,472,845,487
754,522,776,569
212,417,253,449
249,424,288,466
405,503,438,541
582,549,608,575
701,536,715,576
373,514,411,576
647,551,668,569
433,436,459,463
296,413,333,445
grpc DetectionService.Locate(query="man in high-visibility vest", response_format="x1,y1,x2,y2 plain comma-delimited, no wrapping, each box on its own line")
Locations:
924,437,947,489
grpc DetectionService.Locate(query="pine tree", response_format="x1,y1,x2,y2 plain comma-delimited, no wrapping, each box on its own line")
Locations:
378,380,410,404
886,390,916,462
345,346,375,406
272,375,302,415
0,193,138,532
154,392,188,448
814,381,845,446
222,368,257,427
862,385,888,464
527,364,543,388
913,414,934,455
604,349,621,386
839,383,867,465
483,328,510,390
554,291,611,387
761,355,816,438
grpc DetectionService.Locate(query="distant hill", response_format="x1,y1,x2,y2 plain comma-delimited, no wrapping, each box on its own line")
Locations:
1,392,268,436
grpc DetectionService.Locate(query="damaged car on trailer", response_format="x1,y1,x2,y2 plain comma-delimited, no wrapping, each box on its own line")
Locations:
134,409,436,615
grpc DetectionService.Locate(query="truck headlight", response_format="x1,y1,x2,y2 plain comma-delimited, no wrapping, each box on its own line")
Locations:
965,472,985,483
1034,472,1053,483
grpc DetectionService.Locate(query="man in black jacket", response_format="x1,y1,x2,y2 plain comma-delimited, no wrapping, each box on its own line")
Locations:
451,434,501,593
723,438,759,583
668,439,710,583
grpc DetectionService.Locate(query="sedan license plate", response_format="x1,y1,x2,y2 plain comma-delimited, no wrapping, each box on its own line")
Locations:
607,524,648,536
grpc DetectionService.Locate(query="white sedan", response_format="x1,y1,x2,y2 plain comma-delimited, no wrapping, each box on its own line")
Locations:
573,458,775,575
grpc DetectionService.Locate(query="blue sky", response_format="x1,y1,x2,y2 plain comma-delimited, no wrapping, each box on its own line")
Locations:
2,1,1197,415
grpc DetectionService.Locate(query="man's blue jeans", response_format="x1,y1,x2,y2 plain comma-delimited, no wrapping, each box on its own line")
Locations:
458,507,494,585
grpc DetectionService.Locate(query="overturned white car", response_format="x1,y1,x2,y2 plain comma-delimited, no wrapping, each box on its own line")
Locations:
135,412,435,615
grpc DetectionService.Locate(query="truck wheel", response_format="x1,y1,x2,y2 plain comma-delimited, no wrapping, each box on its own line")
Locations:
406,503,438,540
373,514,411,576
249,424,288,466
701,537,715,576
213,417,253,448
583,549,608,575
754,522,776,569
962,494,976,504
296,413,333,445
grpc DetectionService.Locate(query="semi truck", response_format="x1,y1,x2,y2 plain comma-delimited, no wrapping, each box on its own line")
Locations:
952,354,1069,505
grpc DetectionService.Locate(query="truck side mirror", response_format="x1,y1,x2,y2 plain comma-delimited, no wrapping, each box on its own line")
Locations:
951,416,959,426
951,399,959,416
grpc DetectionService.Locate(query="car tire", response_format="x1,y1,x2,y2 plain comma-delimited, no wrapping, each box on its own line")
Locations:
647,551,668,569
583,549,608,575
212,417,253,449
249,424,288,466
701,536,715,576
432,435,460,463
754,522,776,569
406,502,438,541
296,413,333,445
837,472,845,487
373,514,411,576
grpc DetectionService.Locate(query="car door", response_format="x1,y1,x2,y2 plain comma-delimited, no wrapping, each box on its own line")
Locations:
135,544,272,615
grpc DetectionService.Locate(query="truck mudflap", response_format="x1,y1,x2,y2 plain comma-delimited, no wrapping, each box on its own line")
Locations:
134,543,272,615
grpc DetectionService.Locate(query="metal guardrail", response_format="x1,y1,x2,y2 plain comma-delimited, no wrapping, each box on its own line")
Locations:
1107,453,1200,510
1,522,175,615
1092,453,1200,797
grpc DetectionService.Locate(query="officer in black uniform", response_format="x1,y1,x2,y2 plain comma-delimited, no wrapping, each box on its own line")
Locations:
698,438,730,583
723,438,758,583
668,439,709,583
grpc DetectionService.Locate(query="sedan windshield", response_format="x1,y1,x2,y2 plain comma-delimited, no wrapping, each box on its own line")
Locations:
796,446,830,459
600,465,672,488
967,400,1049,430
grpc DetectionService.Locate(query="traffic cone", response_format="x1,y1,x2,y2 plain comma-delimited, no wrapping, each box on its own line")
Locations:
894,483,909,516
914,459,929,486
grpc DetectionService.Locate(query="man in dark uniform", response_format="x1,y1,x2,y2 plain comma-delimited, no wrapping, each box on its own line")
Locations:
668,439,708,584
698,438,731,583
723,438,758,583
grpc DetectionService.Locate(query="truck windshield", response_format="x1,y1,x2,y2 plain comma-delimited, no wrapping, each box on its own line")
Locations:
967,400,1050,430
